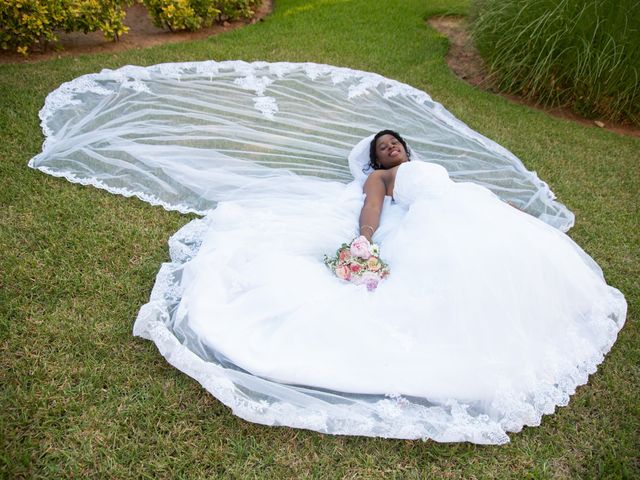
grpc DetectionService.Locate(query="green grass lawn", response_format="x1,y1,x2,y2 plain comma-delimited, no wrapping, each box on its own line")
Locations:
1,0,638,478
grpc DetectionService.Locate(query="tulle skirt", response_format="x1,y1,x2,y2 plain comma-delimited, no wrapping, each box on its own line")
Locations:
134,177,625,442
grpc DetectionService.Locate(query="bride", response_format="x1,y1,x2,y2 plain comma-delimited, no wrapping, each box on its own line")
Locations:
30,61,626,444
160,126,625,417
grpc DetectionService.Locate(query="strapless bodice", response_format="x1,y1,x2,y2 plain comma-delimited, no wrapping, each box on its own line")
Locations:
393,161,452,205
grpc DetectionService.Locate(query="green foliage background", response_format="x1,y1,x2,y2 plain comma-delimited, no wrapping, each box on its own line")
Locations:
0,0,261,54
0,0,133,54
143,0,259,32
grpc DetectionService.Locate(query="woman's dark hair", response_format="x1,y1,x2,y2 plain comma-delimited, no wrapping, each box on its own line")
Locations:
367,129,410,171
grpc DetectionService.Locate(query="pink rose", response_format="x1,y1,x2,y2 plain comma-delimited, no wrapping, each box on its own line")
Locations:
339,248,352,262
350,263,361,273
350,235,371,259
335,264,351,280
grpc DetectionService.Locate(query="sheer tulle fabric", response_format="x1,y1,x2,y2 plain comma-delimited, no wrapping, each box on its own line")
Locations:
30,61,625,444
31,60,572,228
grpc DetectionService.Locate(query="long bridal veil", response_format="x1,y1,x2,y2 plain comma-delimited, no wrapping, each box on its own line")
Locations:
30,61,624,445
31,60,572,228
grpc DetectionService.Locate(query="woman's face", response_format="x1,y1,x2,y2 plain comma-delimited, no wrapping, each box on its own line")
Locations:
375,134,408,169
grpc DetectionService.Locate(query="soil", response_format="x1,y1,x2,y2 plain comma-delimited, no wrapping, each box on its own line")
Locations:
0,1,272,64
427,16,640,138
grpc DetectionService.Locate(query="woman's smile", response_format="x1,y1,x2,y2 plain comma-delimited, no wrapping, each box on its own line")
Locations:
375,133,409,168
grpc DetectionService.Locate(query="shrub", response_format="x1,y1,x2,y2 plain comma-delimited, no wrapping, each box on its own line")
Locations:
471,0,640,125
64,0,132,41
0,0,132,55
143,0,217,31
142,0,260,32
215,0,260,21
0,0,58,55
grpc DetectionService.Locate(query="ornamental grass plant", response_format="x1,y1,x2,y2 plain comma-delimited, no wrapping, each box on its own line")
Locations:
471,0,640,125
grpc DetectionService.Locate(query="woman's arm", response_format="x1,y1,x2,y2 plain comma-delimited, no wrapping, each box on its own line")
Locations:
359,172,387,242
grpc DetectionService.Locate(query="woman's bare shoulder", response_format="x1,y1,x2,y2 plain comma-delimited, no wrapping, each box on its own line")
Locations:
363,170,386,189
367,167,401,184
366,169,385,181
367,168,398,182
363,169,397,198
362,170,384,192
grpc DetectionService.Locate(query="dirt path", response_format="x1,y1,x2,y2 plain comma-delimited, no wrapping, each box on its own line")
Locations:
428,16,639,138
0,1,272,64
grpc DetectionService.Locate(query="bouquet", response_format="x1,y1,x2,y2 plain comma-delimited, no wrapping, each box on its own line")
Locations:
324,236,390,291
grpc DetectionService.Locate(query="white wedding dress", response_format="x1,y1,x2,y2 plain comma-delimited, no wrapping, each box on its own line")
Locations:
29,61,626,444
